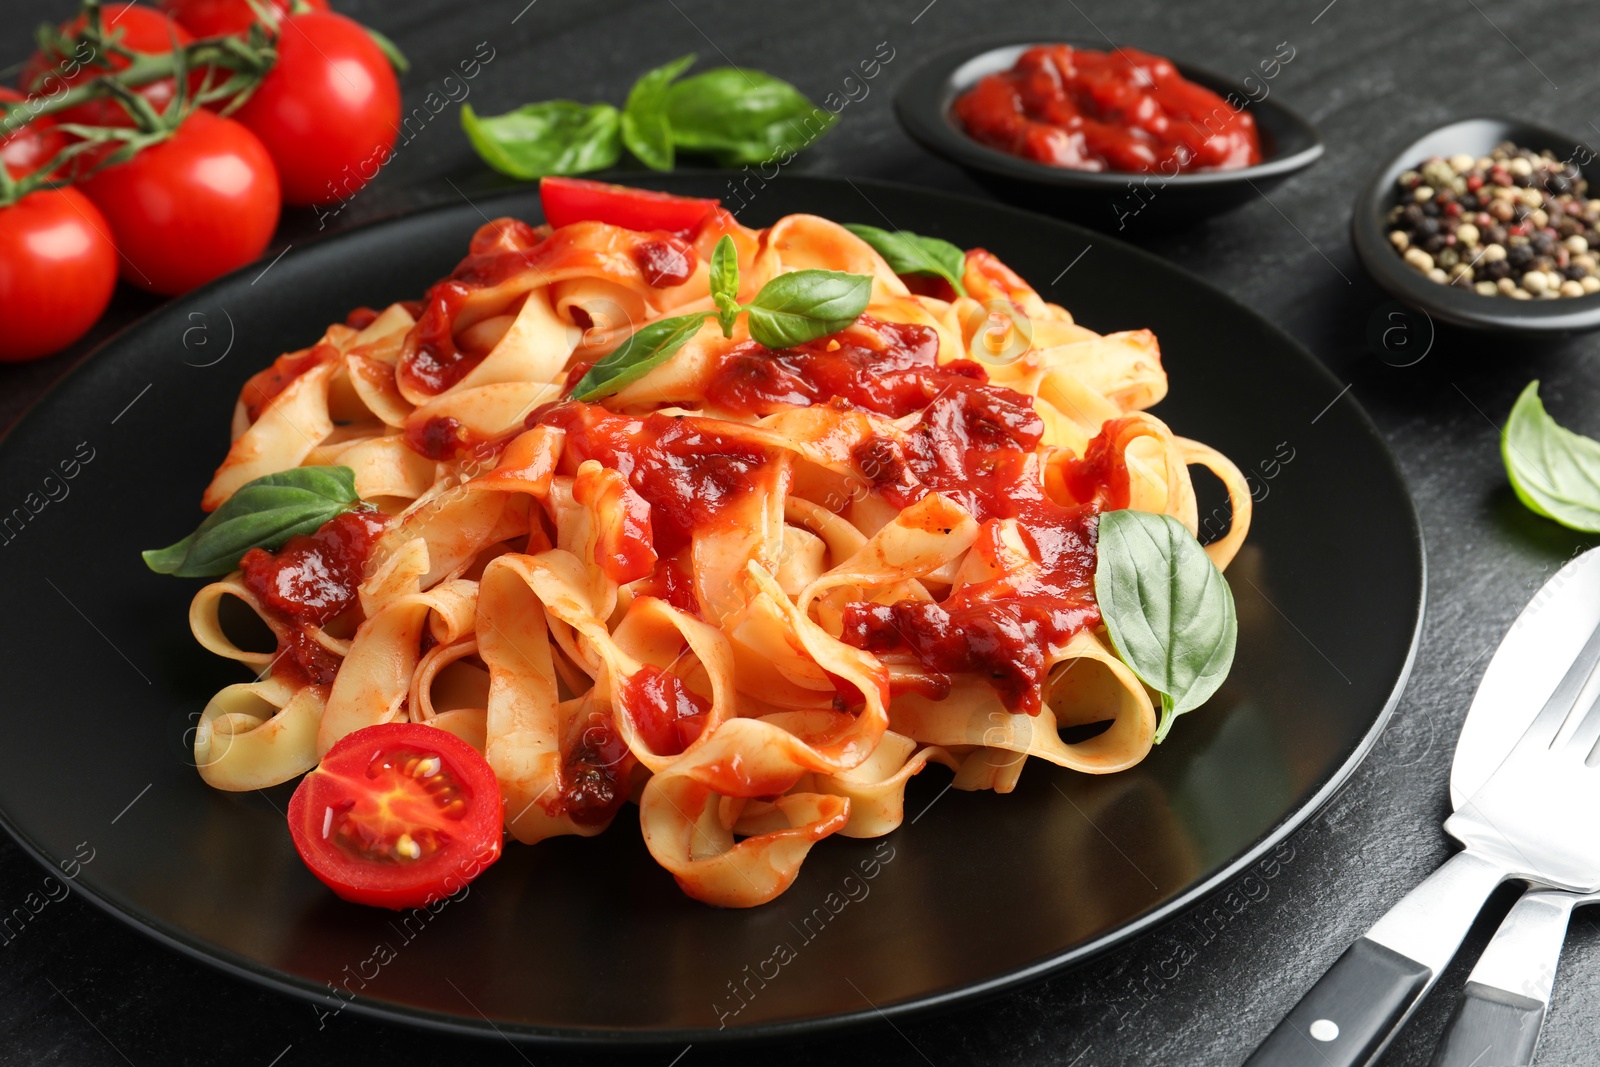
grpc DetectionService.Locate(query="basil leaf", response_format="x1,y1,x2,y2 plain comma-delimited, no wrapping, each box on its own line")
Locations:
143,466,361,579
744,269,872,349
709,235,741,336
843,223,969,297
460,101,621,180
1094,509,1237,743
1503,379,1600,532
570,313,710,401
621,53,696,172
664,67,836,166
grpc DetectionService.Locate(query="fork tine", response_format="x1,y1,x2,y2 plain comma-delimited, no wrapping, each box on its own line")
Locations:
1515,614,1600,754
1566,683,1600,759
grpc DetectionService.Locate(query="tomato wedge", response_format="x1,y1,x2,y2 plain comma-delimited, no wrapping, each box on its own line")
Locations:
539,176,719,235
287,723,504,910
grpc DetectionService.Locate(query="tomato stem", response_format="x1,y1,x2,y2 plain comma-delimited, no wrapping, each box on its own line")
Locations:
4,33,277,131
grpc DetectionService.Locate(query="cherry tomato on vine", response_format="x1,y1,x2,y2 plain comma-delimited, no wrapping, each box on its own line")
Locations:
232,11,400,206
0,187,118,362
78,110,279,296
159,0,329,37
287,723,505,910
22,5,197,127
0,87,67,178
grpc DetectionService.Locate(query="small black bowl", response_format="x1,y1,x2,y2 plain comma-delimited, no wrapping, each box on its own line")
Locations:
893,38,1324,233
1352,117,1600,335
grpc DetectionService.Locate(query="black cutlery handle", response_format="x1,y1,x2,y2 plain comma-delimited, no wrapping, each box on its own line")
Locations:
1427,983,1543,1067
1242,938,1431,1067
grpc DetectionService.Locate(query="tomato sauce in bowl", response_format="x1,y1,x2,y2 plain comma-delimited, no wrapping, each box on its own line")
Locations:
952,44,1261,174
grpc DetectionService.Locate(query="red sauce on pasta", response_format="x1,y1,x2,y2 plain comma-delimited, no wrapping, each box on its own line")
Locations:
239,342,336,423
398,218,706,398
952,44,1261,174
239,510,389,688
620,664,710,755
557,711,631,826
632,236,696,287
344,306,380,330
838,380,1128,715
706,317,987,418
404,415,468,461
629,556,700,617
536,403,775,558
397,281,478,396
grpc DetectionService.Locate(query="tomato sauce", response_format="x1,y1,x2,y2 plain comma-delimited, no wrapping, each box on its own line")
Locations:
836,378,1118,714
536,402,775,559
952,44,1261,174
397,280,478,396
620,664,710,755
239,342,336,423
398,218,702,398
239,509,389,688
628,555,701,617
631,236,697,287
558,711,632,826
705,317,988,419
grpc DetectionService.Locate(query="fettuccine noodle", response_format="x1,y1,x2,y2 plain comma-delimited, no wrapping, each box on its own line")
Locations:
182,202,1250,907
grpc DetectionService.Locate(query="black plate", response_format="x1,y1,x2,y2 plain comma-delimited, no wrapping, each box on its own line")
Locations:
1351,116,1600,334
0,174,1421,1046
894,39,1324,231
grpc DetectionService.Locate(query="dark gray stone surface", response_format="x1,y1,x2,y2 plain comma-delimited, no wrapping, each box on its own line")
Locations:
3,1,1599,1064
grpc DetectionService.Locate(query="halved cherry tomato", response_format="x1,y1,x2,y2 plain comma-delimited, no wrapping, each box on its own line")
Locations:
22,5,196,127
0,87,67,178
539,177,721,235
287,723,504,910
77,109,279,295
232,11,400,206
158,0,329,37
0,187,118,362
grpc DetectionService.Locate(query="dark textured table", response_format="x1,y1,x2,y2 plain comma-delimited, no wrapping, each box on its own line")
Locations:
4,1,1600,1064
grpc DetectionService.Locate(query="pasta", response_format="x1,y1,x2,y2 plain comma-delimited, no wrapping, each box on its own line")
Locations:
176,192,1250,907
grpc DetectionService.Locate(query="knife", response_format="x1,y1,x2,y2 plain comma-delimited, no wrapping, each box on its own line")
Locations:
1423,546,1600,1067
1244,544,1600,1067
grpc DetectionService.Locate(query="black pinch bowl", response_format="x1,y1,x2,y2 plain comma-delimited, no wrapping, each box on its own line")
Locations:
0,174,1423,1046
893,39,1324,232
1352,116,1600,335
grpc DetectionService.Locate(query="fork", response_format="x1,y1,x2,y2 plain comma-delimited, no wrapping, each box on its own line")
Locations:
1244,622,1600,1066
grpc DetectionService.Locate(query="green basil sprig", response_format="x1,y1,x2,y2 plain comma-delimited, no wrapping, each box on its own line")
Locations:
143,467,363,578
1094,509,1237,743
571,251,873,400
708,238,871,348
570,313,710,402
460,101,621,180
743,270,872,348
710,234,741,335
464,55,835,179
1503,379,1600,533
621,54,695,172
844,223,968,297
